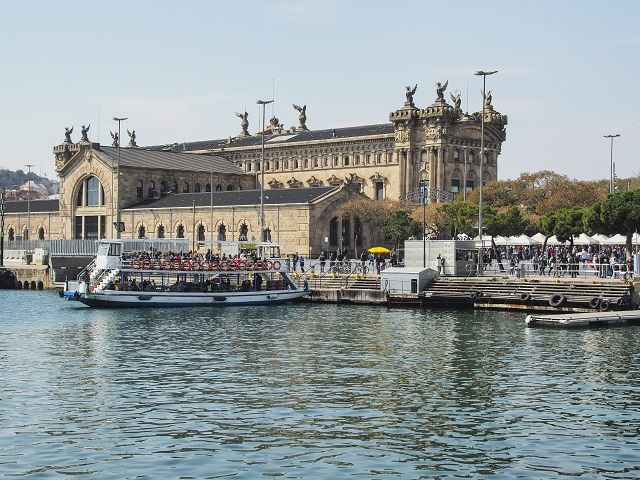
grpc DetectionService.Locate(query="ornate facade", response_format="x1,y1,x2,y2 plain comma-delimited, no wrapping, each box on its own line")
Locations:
2,82,507,255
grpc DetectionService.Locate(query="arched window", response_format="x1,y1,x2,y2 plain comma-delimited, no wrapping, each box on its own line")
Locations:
344,156,350,166
138,225,146,239
8,227,15,241
215,184,222,192
172,182,178,193
136,180,144,200
294,159,299,169
176,224,185,238
160,181,168,194
226,185,233,191
38,227,45,240
182,182,190,193
22,226,29,240
217,224,226,241
238,223,248,241
197,224,206,242
329,217,338,246
342,217,351,245
194,183,201,193
205,183,211,192
275,160,280,170
147,181,155,198
453,149,460,161
76,184,84,206
86,176,100,206
262,228,271,242
157,225,165,238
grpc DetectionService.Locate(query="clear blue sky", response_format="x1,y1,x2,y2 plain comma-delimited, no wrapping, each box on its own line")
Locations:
1,0,637,181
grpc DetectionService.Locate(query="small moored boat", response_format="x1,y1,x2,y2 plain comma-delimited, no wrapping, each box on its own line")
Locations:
62,239,309,307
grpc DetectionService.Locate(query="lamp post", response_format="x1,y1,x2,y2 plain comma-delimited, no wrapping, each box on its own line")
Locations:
113,117,128,239
603,134,620,194
25,164,34,240
256,99,273,241
474,70,497,276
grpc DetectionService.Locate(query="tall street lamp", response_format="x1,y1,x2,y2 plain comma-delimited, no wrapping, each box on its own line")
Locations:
603,134,620,194
474,70,497,276
113,117,128,239
257,99,273,241
25,163,34,240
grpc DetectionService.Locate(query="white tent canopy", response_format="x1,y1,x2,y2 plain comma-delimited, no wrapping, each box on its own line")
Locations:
602,233,627,245
572,233,599,246
632,232,640,245
591,233,609,243
493,235,509,246
531,232,547,243
546,235,563,246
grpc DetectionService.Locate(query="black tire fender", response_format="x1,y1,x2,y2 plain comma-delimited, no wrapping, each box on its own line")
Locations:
549,293,565,307
599,299,610,311
519,292,531,302
588,297,600,309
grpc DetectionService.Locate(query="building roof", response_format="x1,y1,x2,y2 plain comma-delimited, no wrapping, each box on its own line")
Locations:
147,123,395,152
96,146,244,175
124,186,338,210
3,199,59,213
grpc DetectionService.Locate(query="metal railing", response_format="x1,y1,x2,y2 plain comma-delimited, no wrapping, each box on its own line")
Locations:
5,239,98,256
463,260,635,280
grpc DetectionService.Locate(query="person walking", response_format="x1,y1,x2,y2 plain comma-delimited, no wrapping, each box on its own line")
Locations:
318,251,327,273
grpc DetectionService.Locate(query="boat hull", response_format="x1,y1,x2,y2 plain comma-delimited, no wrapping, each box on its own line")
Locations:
70,289,308,308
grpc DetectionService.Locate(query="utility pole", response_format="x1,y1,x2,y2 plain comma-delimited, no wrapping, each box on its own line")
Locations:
113,117,128,238
257,99,273,241
25,164,34,240
603,134,620,194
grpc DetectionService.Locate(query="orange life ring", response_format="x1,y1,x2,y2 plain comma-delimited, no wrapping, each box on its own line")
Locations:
201,262,209,271
131,260,141,269
220,261,229,271
161,260,169,270
142,260,151,269
255,261,264,270
272,260,281,270
238,261,247,270
210,262,219,271
264,260,273,270
172,260,181,270
182,260,192,271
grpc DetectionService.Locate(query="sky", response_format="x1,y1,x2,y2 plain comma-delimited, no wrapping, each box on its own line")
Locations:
0,0,638,181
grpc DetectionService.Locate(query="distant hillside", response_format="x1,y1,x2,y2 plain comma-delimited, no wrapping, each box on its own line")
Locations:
0,168,58,195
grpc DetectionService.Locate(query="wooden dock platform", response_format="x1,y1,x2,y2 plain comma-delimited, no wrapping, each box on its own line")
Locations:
525,310,640,328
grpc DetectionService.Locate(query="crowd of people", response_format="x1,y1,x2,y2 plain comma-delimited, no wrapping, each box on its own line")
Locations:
489,244,637,278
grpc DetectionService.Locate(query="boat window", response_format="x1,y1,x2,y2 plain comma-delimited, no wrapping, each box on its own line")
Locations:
108,243,122,256
98,243,109,256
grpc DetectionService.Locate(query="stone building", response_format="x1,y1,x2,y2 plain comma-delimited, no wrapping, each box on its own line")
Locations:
2,82,507,254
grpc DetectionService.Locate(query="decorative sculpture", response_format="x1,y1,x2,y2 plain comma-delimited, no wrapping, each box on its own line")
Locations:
64,126,74,143
110,131,119,147
292,104,308,130
235,111,249,136
80,124,90,142
436,80,448,100
450,91,461,110
127,129,137,147
482,90,493,109
405,84,417,106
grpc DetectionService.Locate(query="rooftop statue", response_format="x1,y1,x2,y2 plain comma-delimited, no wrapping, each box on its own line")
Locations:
127,129,137,147
110,131,119,147
80,124,90,142
292,104,308,130
482,89,493,109
450,91,461,110
405,84,417,106
436,80,448,100
235,111,249,136
64,126,74,143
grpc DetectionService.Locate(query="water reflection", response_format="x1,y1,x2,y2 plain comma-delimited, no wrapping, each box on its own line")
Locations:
0,291,639,478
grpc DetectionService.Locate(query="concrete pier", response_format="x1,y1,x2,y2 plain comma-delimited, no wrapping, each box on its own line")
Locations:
525,310,640,328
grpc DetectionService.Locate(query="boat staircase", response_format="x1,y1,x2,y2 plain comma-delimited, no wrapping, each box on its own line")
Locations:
421,277,634,312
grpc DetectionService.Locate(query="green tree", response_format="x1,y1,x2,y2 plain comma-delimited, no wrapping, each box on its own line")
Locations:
436,200,479,237
540,207,586,250
590,189,640,256
383,211,422,250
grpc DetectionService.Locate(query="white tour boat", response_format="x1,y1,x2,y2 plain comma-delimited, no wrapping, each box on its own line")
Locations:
62,239,309,307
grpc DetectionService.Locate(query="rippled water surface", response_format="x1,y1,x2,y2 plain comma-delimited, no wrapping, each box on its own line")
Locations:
1,290,640,478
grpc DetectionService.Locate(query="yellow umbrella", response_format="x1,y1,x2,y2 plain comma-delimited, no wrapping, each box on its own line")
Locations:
368,246,391,254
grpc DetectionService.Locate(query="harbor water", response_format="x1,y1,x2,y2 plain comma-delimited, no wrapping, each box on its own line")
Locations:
1,290,639,479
